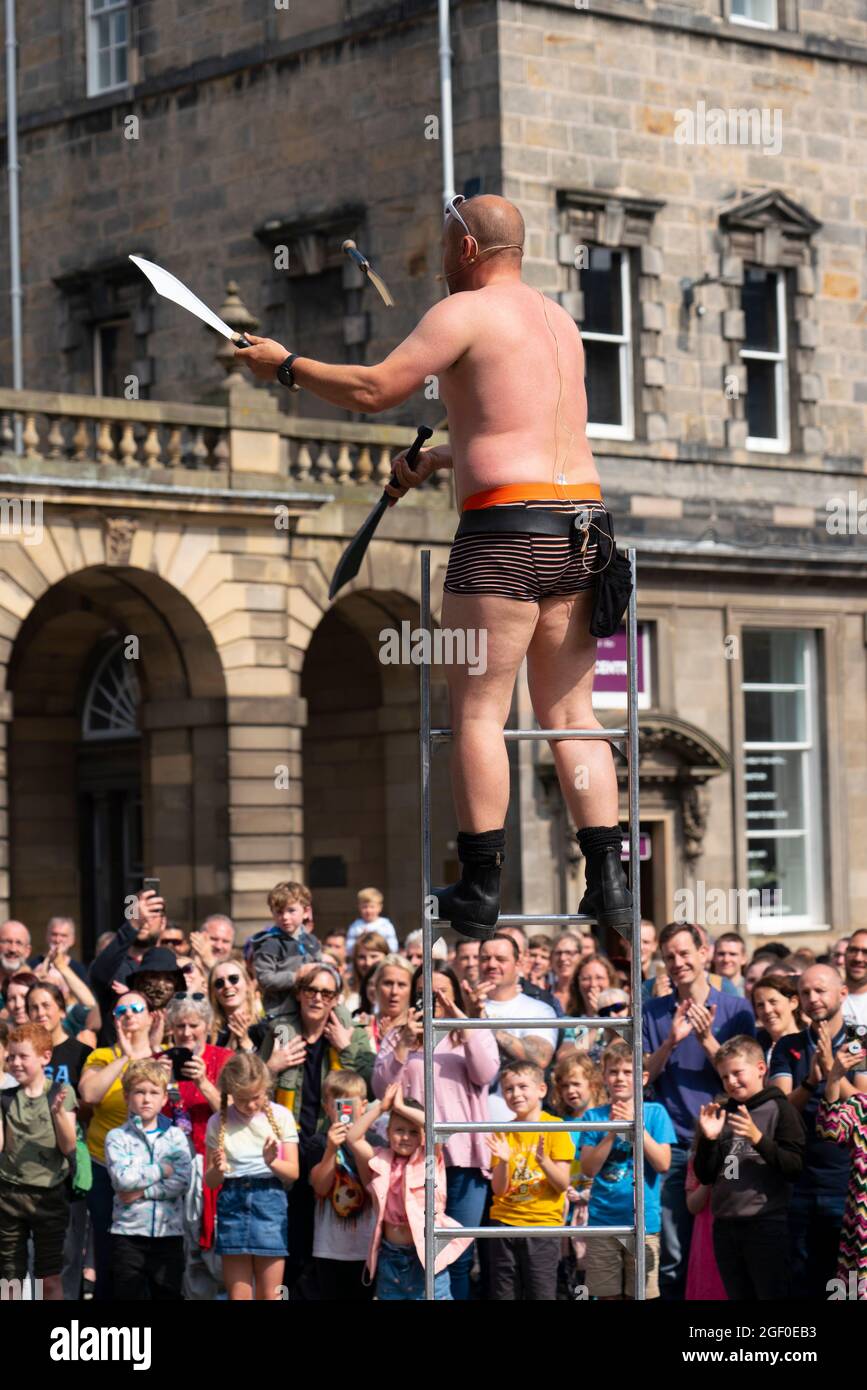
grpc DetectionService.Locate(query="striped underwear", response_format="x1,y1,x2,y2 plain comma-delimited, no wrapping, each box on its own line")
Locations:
443,482,607,604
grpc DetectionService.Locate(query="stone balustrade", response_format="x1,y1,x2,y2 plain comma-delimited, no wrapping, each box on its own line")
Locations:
0,388,450,494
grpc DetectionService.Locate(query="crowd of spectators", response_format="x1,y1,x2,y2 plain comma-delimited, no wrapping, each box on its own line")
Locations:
1,889,866,1302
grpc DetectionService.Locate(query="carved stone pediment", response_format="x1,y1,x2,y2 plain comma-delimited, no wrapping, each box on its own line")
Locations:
537,714,731,864
718,189,822,239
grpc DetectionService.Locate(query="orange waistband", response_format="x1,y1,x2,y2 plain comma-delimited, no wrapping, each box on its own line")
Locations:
462,482,603,510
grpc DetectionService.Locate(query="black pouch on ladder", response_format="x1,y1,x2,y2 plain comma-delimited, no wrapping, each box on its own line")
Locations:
589,510,633,639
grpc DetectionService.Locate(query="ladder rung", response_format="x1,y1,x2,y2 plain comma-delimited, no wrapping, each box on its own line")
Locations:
432,727,627,743
434,1119,634,1135
432,1015,632,1031
433,1224,635,1240
487,912,597,926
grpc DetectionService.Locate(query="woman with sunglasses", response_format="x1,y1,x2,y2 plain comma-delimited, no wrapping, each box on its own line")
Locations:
177,957,208,995
160,994,232,1299
78,990,162,1299
208,960,267,1053
260,962,374,1296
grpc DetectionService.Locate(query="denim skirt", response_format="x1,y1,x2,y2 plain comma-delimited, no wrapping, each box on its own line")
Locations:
215,1176,289,1257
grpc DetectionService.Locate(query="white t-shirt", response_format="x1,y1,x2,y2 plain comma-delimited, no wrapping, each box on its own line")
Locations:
345,916,399,953
205,1102,298,1180
843,990,867,1027
482,991,559,1056
311,1144,376,1262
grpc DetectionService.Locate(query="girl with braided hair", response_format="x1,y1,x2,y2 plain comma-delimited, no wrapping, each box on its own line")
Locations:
204,1052,298,1299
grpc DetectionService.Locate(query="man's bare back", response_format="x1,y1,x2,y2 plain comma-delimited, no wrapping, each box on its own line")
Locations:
437,282,598,506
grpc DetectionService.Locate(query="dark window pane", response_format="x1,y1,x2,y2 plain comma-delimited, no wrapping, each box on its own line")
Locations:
745,358,777,438
742,630,805,685
744,689,805,744
742,267,778,351
744,751,804,831
746,836,807,919
580,247,622,335
584,340,621,427
96,318,134,397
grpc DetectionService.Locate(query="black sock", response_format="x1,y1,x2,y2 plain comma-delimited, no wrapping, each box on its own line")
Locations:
576,825,623,855
457,829,505,863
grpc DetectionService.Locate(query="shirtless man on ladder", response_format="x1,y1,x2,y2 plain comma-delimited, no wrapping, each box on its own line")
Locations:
236,194,632,942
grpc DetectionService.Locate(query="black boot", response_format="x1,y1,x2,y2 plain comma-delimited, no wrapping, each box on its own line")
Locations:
433,829,505,942
576,825,633,937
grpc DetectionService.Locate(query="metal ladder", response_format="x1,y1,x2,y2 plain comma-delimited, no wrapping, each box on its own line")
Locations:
418,547,645,1301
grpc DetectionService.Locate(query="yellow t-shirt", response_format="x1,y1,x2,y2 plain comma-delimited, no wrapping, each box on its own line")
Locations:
82,1046,152,1163
489,1111,576,1228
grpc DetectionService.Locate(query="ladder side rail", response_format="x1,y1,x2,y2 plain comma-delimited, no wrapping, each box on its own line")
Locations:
420,550,437,1302
626,547,646,1301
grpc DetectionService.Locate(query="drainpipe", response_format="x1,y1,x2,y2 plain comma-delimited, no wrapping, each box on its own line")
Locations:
438,0,456,207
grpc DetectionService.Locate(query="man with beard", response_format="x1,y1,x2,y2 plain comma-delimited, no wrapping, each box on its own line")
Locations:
842,929,867,1026
88,890,167,1045
769,963,867,1298
0,921,32,1010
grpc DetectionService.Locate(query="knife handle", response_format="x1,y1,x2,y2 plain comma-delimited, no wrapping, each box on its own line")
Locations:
384,425,434,507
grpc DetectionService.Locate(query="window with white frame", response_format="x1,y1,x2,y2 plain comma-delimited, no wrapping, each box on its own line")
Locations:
580,247,634,441
87,0,129,98
729,0,778,29
742,629,826,932
740,267,789,452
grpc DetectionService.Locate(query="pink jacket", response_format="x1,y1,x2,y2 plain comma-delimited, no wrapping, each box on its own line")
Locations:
365,1145,473,1278
373,1027,500,1175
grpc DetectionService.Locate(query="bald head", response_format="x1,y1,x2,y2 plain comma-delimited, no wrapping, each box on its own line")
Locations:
443,195,525,286
453,195,524,251
798,963,844,1024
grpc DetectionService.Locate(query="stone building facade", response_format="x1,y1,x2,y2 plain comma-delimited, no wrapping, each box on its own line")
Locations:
0,0,865,955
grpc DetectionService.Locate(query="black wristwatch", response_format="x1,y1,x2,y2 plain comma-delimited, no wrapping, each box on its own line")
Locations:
276,353,300,392
801,1076,817,1093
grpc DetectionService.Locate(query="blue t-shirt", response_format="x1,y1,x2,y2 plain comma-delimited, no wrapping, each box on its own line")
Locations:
642,986,755,1143
575,1102,677,1234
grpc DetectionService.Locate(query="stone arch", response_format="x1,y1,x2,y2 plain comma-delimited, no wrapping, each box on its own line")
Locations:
284,533,458,936
6,563,230,950
300,584,440,938
0,508,297,942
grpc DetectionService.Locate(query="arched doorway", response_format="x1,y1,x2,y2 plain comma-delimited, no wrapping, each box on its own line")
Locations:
300,589,452,938
8,566,229,956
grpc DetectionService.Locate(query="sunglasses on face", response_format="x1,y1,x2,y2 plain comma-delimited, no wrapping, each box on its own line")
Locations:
180,963,196,975
301,986,337,1001
175,992,206,1002
214,974,241,990
114,1001,146,1018
598,1003,628,1019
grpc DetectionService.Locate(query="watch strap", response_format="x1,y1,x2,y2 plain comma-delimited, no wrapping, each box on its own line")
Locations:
278,353,300,392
